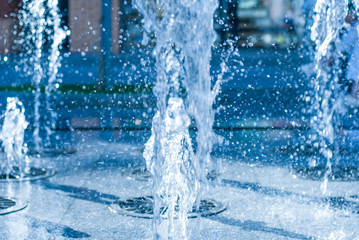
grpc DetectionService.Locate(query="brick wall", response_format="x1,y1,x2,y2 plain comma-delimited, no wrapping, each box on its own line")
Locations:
0,0,121,54
0,0,20,54
69,0,102,53
0,19,12,54
69,0,121,54
112,0,120,54
0,0,19,18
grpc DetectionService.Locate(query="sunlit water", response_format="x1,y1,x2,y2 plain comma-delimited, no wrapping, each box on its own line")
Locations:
0,98,29,178
309,0,350,193
134,0,220,239
17,0,66,152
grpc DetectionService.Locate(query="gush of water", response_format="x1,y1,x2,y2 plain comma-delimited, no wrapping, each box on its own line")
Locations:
134,0,220,239
0,98,29,179
309,0,349,193
17,0,66,152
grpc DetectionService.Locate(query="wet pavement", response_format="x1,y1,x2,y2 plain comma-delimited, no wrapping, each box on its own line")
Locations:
0,129,358,239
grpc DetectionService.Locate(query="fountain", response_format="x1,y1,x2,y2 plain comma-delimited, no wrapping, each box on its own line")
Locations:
274,1,359,186
0,97,29,179
0,100,29,215
2,0,359,238
17,0,69,156
0,97,55,181
299,0,356,193
118,0,223,238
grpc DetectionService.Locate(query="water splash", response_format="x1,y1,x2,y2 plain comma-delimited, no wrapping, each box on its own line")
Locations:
44,0,67,147
144,97,197,239
0,98,29,179
309,0,348,193
135,0,219,238
18,0,45,152
17,0,66,152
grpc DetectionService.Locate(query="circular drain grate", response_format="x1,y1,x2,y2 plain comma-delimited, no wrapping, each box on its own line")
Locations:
0,198,15,209
293,166,359,181
0,167,56,182
0,197,27,215
109,196,226,218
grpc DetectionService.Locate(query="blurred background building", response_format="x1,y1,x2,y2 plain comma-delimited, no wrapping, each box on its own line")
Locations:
0,0,309,55
0,0,18,53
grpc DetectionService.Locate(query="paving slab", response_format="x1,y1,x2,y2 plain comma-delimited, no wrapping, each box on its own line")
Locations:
0,129,358,239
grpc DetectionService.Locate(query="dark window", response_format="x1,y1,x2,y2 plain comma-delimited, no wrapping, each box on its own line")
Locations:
58,0,69,50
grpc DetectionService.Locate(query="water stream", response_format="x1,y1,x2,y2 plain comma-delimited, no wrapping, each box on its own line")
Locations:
17,0,66,152
309,0,357,193
134,0,220,238
0,98,29,179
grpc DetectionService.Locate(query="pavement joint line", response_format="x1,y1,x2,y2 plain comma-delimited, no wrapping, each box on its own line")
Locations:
57,156,99,225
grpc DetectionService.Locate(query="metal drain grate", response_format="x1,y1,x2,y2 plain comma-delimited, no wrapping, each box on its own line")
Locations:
293,166,359,181
0,197,16,209
0,167,56,182
109,196,226,218
0,197,27,215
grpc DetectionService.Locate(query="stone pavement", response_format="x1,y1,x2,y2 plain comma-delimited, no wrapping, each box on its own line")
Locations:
0,129,358,239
